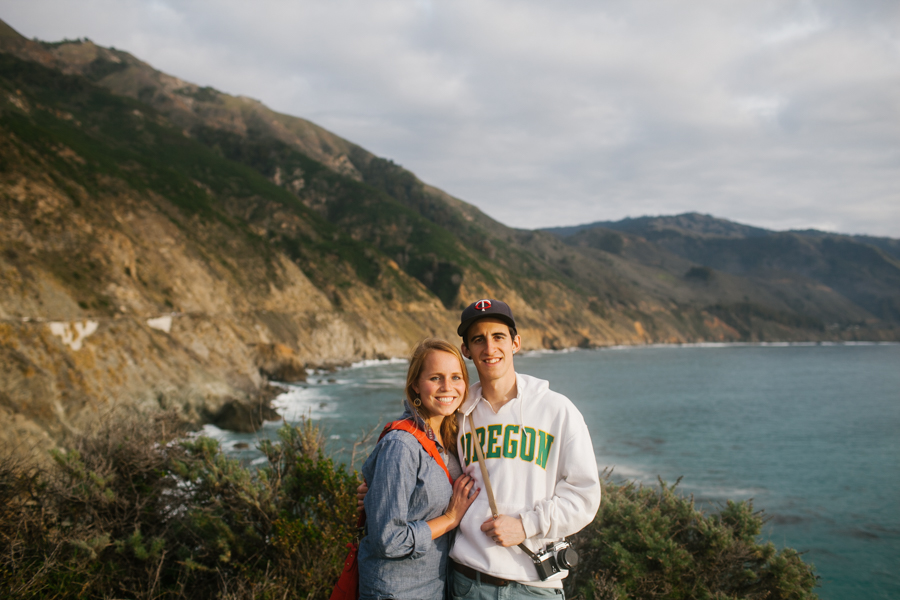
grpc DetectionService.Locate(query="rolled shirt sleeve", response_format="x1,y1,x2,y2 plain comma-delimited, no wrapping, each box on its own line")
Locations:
363,437,435,559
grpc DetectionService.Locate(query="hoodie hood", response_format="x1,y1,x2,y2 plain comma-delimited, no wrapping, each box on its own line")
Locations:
459,373,550,419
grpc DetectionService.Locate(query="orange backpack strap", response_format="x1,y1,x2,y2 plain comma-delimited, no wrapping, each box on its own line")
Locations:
380,419,454,484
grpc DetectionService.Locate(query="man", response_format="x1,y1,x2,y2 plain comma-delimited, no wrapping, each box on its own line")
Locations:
449,298,601,599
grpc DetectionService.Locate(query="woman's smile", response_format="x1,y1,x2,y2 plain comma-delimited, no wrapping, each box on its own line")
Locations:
414,350,467,423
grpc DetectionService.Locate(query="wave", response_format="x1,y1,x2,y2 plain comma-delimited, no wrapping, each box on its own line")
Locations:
350,357,408,368
685,483,769,501
597,457,769,502
192,424,271,453
272,386,338,421
519,347,579,357
600,463,658,483
591,341,900,352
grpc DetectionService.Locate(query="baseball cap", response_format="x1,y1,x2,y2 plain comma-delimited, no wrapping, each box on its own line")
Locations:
457,299,517,337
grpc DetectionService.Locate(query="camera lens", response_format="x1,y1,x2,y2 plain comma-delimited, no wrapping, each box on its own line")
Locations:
557,546,579,569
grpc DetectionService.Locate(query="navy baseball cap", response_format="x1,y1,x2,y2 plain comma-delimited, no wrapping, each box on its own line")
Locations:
457,299,517,337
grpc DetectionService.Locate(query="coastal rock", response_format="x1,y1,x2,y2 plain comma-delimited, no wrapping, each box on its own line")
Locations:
0,23,897,462
210,398,280,433
253,343,308,383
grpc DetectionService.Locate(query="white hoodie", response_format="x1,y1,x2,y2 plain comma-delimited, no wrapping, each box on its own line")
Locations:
450,373,602,587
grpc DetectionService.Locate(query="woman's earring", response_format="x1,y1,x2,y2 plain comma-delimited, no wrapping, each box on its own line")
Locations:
413,396,422,407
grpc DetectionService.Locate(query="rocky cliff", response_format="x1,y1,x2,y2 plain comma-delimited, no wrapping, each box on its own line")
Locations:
1,20,897,458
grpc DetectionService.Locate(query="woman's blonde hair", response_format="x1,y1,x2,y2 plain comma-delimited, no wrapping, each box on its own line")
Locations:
405,338,469,458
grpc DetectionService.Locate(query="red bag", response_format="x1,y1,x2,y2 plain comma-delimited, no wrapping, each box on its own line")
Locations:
329,517,363,600
328,418,454,599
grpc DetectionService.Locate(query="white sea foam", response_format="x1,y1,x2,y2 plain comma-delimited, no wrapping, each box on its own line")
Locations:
520,347,578,357
598,460,767,501
305,377,350,386
197,423,226,438
272,385,337,421
598,461,658,484
685,484,769,503
195,424,252,452
594,341,900,352
350,357,408,369
359,376,407,388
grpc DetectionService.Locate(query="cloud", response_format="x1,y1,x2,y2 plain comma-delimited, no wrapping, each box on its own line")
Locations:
4,0,899,236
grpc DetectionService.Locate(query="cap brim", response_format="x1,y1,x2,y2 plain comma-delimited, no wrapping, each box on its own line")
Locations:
458,314,516,337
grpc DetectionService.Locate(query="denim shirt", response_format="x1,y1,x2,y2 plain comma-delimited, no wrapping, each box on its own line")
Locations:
358,406,459,599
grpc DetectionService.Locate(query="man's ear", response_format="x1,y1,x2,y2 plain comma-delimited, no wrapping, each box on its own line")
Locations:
460,342,471,359
511,335,522,355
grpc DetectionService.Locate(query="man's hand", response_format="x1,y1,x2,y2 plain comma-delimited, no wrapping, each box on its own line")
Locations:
480,514,526,547
356,481,368,514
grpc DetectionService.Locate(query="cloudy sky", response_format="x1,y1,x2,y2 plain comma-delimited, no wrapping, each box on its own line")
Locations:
5,1,900,236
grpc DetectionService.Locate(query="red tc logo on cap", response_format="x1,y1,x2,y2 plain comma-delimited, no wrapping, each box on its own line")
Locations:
475,300,492,311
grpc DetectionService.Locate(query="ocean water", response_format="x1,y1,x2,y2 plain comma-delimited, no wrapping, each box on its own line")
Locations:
208,343,900,600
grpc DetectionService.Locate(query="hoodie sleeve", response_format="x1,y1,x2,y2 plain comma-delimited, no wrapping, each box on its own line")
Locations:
519,408,601,541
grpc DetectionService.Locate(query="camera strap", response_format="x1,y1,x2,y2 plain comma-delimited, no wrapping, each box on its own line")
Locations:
466,412,541,562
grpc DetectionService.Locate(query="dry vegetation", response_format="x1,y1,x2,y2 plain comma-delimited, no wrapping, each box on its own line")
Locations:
0,414,817,599
0,412,357,599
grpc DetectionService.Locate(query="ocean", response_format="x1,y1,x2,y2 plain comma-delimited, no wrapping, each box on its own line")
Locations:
207,342,900,600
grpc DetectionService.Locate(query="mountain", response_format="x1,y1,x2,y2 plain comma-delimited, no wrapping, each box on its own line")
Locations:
543,213,771,239
1,20,897,456
544,213,900,326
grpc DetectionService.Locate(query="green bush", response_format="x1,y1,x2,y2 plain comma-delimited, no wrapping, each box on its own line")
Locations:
0,417,817,599
567,476,818,599
0,413,358,599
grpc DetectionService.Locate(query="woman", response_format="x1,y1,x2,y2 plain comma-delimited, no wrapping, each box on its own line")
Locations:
358,338,480,599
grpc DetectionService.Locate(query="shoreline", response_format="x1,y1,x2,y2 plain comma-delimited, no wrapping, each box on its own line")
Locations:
339,339,900,365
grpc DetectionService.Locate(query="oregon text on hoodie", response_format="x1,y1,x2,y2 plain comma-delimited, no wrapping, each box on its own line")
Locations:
450,373,602,588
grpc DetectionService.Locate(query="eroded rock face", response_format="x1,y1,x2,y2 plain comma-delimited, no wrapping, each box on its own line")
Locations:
0,170,458,456
5,24,883,462
253,343,307,383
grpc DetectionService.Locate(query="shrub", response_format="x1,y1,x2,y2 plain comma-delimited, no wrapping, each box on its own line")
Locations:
0,412,357,599
567,476,818,600
685,266,715,282
0,416,816,599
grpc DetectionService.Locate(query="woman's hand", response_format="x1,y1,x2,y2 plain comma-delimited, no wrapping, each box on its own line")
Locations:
443,475,479,528
427,475,480,539
356,481,368,514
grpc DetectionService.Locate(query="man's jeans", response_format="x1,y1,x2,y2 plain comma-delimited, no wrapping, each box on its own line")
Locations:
450,569,564,599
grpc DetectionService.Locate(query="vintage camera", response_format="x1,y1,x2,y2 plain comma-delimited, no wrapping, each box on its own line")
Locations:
530,540,579,581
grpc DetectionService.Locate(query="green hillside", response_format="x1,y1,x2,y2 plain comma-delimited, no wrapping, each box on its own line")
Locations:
21,28,898,343
0,52,432,311
0,18,898,456
547,213,900,327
